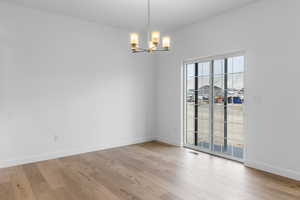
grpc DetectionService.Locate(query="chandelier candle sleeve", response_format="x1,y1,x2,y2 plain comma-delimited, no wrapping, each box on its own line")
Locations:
148,41,156,51
151,31,160,45
162,36,171,49
130,33,139,49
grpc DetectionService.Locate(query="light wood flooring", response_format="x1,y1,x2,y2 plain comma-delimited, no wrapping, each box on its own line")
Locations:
0,142,300,200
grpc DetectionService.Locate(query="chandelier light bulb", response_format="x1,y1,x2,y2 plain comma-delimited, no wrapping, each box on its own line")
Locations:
162,36,171,49
130,33,139,50
151,31,160,45
148,41,156,50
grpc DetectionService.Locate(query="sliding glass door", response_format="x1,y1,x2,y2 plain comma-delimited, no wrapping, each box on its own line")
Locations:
184,54,245,161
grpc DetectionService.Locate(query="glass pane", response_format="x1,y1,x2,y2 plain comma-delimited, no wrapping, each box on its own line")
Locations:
227,56,244,159
197,62,210,150
185,64,195,145
186,103,195,145
186,64,195,77
213,60,225,153
186,64,195,103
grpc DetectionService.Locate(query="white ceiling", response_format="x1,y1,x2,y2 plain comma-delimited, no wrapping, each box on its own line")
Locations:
2,0,258,31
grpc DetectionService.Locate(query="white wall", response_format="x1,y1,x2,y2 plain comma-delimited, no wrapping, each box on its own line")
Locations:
156,0,300,181
0,2,156,167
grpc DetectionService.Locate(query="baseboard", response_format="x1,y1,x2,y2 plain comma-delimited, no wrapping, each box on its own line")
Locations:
155,137,181,147
0,137,155,169
245,160,300,182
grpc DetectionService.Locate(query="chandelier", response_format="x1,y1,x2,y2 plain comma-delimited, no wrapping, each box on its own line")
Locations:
130,0,171,53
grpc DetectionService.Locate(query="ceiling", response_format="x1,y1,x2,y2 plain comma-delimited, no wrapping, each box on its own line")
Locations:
2,0,259,31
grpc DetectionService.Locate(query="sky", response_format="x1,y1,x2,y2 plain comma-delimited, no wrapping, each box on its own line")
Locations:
186,56,244,90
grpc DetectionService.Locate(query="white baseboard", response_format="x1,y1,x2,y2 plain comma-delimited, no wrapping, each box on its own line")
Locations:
245,160,300,182
155,137,181,147
0,137,155,169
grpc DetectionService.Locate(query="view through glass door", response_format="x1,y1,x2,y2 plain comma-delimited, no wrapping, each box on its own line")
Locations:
184,54,245,161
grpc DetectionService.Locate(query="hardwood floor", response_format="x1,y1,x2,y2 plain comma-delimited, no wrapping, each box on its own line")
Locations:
1,142,300,200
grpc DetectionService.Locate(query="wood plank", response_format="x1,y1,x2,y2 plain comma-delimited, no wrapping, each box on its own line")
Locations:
0,182,14,200
10,166,36,200
37,160,65,190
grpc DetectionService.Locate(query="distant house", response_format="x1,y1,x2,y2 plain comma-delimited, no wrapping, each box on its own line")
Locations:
198,85,223,97
187,85,223,102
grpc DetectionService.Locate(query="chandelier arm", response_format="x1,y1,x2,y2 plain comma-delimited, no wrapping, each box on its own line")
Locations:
132,48,148,53
132,51,147,53
138,47,148,51
152,49,169,52
132,48,169,53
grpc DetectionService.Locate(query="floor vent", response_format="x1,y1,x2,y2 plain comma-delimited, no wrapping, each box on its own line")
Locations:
188,151,199,155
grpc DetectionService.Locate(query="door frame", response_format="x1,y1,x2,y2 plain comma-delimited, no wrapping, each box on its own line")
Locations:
182,51,247,163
